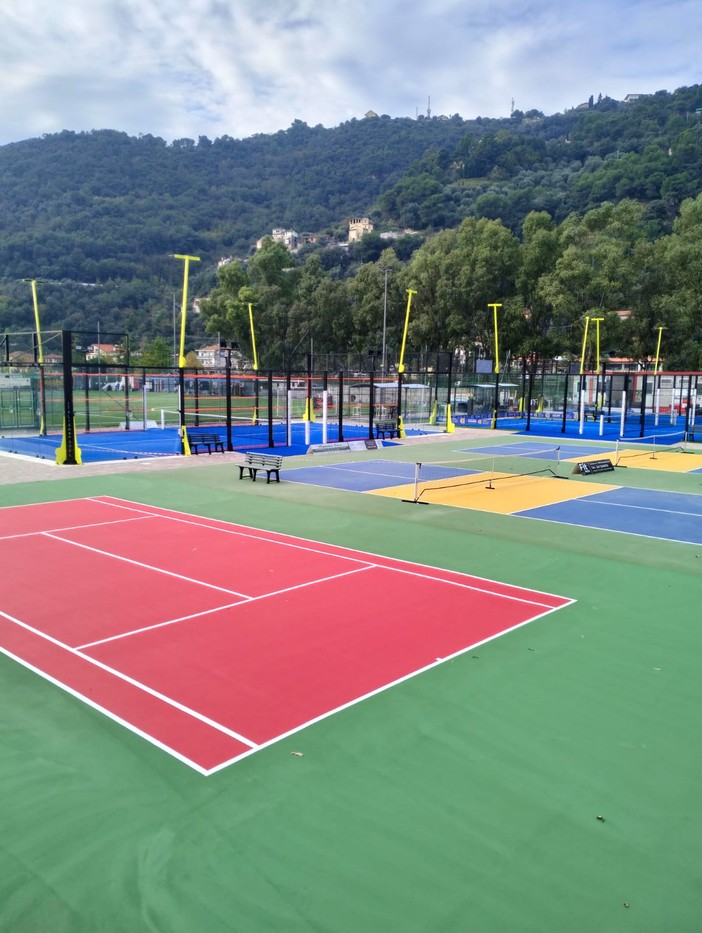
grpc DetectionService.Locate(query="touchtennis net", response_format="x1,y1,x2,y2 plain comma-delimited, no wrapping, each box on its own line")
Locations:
406,446,564,503
614,431,687,466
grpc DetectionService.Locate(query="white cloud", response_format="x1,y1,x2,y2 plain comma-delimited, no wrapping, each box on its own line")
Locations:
0,0,701,146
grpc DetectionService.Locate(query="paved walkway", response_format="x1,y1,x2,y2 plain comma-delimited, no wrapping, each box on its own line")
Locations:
0,428,504,487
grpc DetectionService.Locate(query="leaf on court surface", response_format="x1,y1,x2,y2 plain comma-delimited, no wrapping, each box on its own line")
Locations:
290,751,304,757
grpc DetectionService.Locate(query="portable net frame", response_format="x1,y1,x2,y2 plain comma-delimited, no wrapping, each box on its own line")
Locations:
614,431,688,466
405,446,564,504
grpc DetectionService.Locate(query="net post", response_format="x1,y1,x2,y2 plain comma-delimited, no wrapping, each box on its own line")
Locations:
413,462,420,502
485,454,496,489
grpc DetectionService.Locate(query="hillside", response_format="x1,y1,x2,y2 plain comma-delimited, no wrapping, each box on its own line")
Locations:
1,84,701,345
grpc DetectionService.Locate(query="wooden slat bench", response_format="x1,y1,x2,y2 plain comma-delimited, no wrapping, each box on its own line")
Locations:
188,432,225,454
374,420,398,439
238,451,284,483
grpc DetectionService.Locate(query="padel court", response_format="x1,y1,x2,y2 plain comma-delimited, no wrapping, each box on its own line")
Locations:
0,496,573,775
286,442,702,545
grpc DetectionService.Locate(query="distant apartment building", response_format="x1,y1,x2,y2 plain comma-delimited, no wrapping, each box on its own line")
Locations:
195,344,244,371
256,228,299,251
196,344,226,368
348,217,374,243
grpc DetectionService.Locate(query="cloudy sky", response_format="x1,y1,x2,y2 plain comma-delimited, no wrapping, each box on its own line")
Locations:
1,0,700,147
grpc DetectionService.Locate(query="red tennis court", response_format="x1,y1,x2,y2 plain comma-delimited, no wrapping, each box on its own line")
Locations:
0,496,574,774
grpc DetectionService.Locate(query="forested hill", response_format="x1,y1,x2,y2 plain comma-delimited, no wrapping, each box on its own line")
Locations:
1,83,702,342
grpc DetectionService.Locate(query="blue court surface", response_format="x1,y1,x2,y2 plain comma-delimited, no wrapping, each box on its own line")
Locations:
516,487,702,546
0,422,416,463
286,459,420,491
457,441,613,460
286,448,702,546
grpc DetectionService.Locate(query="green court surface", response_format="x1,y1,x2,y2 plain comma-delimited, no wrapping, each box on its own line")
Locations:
1,434,701,932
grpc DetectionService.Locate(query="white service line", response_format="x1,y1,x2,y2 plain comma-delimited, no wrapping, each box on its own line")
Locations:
0,514,156,541
43,531,251,598
76,563,376,650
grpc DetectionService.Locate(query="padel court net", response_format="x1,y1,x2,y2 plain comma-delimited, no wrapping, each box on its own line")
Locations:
0,497,573,774
406,445,565,503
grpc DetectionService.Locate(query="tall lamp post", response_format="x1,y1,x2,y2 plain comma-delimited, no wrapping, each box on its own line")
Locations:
654,325,666,373
173,253,201,455
591,316,605,411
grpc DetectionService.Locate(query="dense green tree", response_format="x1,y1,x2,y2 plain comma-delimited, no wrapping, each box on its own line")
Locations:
345,250,405,362
649,193,702,369
2,87,702,368
537,200,652,360
138,336,172,367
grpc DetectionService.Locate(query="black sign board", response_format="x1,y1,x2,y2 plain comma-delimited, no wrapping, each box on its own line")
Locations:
364,439,378,450
577,458,614,475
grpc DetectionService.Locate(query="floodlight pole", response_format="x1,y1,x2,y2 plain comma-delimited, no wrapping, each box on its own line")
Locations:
654,325,666,373
173,253,201,456
25,279,47,435
488,303,502,375
397,289,416,374
173,254,201,368
172,292,177,366
591,318,604,372
591,316,605,412
29,280,44,365
579,316,590,375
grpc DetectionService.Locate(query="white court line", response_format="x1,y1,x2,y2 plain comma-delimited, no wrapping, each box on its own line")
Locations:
203,599,571,776
518,513,702,547
0,514,156,542
43,531,251,598
95,495,575,604
572,495,702,519
78,505,383,569
384,563,566,609
76,600,252,649
76,564,375,650
317,462,415,479
0,608,258,750
0,641,211,775
60,510,556,612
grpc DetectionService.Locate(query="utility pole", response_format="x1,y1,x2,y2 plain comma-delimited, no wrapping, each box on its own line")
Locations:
381,267,389,376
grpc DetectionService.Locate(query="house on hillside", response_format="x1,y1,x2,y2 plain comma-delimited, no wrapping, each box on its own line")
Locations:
256,228,299,251
348,217,373,243
86,343,120,361
195,344,244,371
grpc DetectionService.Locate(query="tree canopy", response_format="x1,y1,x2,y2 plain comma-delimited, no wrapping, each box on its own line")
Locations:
1,85,702,368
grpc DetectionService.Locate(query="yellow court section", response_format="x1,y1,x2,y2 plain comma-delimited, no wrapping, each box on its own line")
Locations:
609,450,702,473
368,473,619,515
